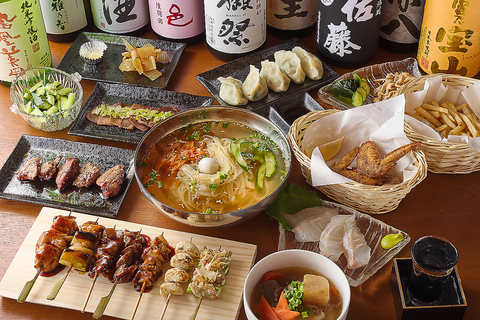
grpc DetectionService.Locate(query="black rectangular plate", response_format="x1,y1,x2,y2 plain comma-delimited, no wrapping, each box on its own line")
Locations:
68,82,215,144
57,32,186,88
196,38,338,110
0,135,136,217
254,91,325,136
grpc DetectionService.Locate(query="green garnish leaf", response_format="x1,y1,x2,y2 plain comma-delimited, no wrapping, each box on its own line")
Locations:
266,182,323,231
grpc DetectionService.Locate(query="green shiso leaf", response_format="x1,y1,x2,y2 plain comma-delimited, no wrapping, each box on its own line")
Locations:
266,182,322,231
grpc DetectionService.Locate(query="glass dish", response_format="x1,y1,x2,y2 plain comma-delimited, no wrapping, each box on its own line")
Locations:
196,38,338,111
278,200,411,287
318,57,422,110
57,32,186,89
68,82,214,144
10,67,83,132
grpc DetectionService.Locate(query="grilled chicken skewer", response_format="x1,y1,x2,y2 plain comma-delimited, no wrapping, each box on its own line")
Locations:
47,220,105,300
186,247,233,320
130,234,172,320
159,240,200,320
93,230,146,319
18,213,78,303
81,227,124,313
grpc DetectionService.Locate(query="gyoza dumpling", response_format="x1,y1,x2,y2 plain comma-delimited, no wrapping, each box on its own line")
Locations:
242,65,268,101
259,60,290,92
274,50,306,84
292,46,324,80
218,76,248,106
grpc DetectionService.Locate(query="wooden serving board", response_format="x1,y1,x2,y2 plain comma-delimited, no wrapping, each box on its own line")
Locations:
0,207,257,320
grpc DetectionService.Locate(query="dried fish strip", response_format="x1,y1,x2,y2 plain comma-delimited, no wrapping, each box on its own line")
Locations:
372,71,416,102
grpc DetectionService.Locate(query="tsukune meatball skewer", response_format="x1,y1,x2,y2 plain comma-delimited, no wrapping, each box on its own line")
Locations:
130,234,173,320
93,230,147,319
17,213,78,303
159,239,200,320
81,226,124,313
186,246,233,320
47,219,105,300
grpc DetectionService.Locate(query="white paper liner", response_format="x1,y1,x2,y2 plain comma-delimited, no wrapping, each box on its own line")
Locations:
404,75,480,150
304,95,419,187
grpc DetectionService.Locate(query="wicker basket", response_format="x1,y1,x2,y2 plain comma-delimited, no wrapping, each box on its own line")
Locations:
398,73,480,174
288,110,428,214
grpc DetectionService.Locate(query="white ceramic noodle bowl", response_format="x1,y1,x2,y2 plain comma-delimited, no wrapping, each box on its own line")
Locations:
243,249,350,320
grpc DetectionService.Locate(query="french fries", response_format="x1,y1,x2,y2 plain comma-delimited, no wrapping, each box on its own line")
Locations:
407,100,480,138
118,38,170,81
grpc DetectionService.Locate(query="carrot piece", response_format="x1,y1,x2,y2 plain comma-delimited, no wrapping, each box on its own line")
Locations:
257,295,281,320
276,291,289,310
261,270,284,282
273,307,300,320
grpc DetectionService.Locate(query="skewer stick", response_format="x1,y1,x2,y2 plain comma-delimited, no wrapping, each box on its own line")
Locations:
47,265,73,300
187,296,203,320
93,280,118,319
159,293,172,320
17,268,41,303
130,282,146,320
81,273,98,313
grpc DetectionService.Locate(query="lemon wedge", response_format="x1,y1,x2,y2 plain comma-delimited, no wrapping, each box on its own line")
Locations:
319,136,345,161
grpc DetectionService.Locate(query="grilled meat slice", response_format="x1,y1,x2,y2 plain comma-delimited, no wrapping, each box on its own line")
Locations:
16,157,42,181
51,215,78,235
73,162,101,188
34,230,73,272
39,155,62,181
115,243,144,269
114,264,140,284
89,228,124,277
56,157,81,191
96,164,125,197
132,263,163,288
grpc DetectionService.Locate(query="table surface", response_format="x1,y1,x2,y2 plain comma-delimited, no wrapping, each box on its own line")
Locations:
1,27,479,320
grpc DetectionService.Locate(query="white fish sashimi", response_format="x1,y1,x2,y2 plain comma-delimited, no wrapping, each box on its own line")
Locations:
282,206,339,230
343,221,371,269
319,215,355,261
292,209,338,242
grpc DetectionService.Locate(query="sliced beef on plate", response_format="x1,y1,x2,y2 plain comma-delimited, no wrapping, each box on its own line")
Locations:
16,157,42,181
56,157,81,191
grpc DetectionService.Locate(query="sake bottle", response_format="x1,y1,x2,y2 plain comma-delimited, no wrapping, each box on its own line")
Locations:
39,0,91,42
0,0,52,86
148,0,205,44
204,0,267,61
267,0,317,38
90,0,150,35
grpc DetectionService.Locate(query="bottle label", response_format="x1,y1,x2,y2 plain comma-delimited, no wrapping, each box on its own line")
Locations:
204,0,266,54
39,0,88,35
91,0,149,34
379,0,425,45
316,0,382,63
267,0,317,31
0,0,52,82
149,0,204,39
417,0,480,77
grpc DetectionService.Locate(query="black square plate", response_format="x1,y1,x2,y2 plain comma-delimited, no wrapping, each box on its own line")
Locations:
57,32,186,88
68,82,215,144
196,38,338,110
0,135,136,217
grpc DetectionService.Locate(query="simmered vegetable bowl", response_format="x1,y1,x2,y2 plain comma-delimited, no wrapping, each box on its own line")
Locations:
10,67,83,132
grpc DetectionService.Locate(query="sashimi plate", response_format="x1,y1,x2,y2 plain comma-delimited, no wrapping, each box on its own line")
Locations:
278,201,410,287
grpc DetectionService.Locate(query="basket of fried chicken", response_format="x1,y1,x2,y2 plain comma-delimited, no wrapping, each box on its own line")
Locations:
289,96,427,214
397,73,480,174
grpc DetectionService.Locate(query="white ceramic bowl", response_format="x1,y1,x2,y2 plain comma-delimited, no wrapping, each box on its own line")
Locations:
243,249,350,320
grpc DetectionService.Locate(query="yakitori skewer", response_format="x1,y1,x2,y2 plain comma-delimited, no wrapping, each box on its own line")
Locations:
186,246,233,320
47,219,105,300
93,230,146,319
18,213,78,303
159,239,200,320
130,234,172,320
81,227,124,312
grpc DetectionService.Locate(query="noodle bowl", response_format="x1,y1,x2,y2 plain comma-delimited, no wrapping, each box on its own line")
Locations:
141,121,287,215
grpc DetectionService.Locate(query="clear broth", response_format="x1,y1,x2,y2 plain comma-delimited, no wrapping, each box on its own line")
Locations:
141,121,286,214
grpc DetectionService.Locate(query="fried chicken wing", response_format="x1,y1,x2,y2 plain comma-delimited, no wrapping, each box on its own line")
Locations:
356,141,420,178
